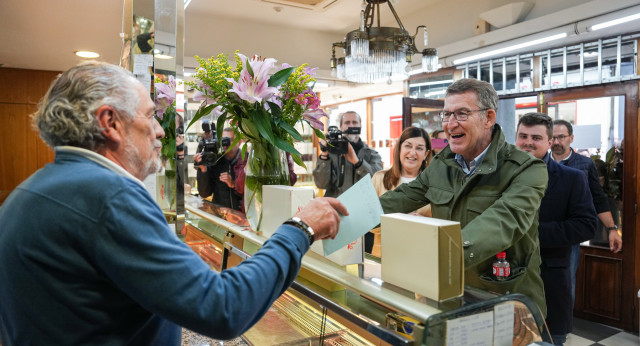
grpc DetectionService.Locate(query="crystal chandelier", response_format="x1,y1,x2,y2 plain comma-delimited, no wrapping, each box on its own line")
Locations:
330,0,438,84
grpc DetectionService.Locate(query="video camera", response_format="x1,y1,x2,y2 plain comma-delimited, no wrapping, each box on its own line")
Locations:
322,126,361,154
197,121,221,166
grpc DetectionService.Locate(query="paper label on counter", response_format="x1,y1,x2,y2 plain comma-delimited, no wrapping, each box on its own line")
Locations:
493,302,514,346
445,311,493,346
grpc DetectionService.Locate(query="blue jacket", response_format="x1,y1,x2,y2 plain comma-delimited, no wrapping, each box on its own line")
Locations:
538,154,597,335
0,148,309,345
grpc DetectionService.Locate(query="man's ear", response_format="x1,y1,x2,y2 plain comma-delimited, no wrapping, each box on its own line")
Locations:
96,105,123,144
485,109,497,128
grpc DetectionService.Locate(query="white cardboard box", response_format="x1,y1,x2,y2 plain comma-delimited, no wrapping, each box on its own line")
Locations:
309,238,363,266
261,185,363,266
381,213,464,301
261,185,314,238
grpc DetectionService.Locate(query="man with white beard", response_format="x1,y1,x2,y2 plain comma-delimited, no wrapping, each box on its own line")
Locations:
0,62,347,345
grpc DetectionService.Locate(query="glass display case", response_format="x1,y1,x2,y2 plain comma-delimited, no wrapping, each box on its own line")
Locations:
184,197,551,345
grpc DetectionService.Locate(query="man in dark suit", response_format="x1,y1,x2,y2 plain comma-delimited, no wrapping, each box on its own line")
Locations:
516,113,598,346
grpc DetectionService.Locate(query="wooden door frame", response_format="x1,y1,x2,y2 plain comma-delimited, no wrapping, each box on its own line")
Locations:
542,81,638,331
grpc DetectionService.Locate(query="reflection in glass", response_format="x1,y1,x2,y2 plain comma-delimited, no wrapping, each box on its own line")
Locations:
549,96,624,245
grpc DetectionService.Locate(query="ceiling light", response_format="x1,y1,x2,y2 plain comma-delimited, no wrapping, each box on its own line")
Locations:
330,0,438,84
75,51,100,58
590,12,640,31
453,33,567,65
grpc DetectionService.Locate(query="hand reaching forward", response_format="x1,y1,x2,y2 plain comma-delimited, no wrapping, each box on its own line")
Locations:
295,197,348,242
609,229,622,253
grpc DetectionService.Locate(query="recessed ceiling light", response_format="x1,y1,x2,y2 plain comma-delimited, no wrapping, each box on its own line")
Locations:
75,51,100,58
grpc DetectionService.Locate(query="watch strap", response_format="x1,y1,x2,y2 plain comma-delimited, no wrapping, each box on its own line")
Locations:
284,217,315,245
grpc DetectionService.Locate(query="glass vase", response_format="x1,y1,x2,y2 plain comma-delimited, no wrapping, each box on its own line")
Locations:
244,141,290,232
163,169,177,212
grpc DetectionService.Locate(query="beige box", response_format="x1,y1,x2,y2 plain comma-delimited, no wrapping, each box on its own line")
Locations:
474,19,490,35
381,213,463,301
261,185,314,238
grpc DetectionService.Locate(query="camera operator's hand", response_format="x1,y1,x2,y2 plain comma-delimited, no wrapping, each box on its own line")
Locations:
194,153,207,172
318,139,329,159
295,197,348,241
219,172,234,189
344,142,359,165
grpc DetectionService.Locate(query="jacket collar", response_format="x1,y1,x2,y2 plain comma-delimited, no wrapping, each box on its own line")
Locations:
54,146,145,187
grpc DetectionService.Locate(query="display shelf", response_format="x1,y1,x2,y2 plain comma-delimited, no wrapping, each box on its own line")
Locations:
185,201,551,345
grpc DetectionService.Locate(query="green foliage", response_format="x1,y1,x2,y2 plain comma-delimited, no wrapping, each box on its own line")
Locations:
189,51,326,173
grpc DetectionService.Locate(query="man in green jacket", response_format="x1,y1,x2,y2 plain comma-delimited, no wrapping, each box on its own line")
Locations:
379,78,548,316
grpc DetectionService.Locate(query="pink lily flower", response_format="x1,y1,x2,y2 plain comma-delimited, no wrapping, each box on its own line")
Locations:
302,108,327,131
227,53,278,104
304,67,318,76
155,75,176,119
193,80,216,107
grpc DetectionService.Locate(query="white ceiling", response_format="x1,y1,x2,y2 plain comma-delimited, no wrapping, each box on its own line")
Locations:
1,0,639,104
186,0,443,35
0,0,441,72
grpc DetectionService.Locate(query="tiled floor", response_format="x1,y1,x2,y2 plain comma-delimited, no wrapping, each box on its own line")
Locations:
565,317,639,346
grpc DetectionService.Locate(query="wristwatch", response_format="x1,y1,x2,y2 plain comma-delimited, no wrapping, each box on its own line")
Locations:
606,225,618,232
284,216,315,245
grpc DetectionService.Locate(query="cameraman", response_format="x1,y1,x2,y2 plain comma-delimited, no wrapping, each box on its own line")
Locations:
194,120,215,199
217,128,246,211
193,122,242,210
313,111,383,197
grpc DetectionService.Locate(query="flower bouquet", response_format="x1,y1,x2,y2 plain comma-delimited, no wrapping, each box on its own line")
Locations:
188,51,327,230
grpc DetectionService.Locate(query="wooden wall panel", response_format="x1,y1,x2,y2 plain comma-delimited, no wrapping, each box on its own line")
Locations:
0,68,58,205
581,253,623,319
575,246,626,327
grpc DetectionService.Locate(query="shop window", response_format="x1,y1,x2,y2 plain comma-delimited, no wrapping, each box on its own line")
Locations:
566,45,582,88
518,55,533,92
537,52,551,90
492,58,505,92
505,57,517,92
479,61,491,84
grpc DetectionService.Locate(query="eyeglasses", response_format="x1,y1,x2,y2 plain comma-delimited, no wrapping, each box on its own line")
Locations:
439,108,489,122
551,134,569,141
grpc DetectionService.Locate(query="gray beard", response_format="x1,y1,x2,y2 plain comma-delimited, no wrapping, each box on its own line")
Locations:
346,134,359,142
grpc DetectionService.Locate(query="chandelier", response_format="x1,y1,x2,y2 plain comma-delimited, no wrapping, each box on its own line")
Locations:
330,0,438,84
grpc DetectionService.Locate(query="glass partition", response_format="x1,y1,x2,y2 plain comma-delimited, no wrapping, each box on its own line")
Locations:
125,0,184,234
549,96,624,246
